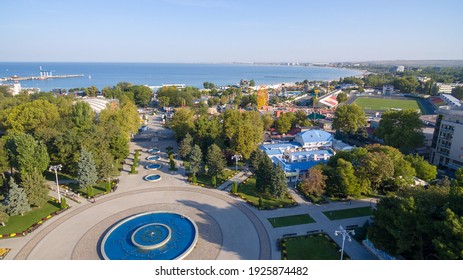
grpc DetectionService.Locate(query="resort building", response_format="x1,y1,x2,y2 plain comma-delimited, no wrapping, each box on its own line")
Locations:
260,129,334,182
382,84,394,95
431,106,463,171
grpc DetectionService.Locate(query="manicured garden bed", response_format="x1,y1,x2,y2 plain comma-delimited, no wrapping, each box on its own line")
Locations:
192,169,236,188
0,199,63,236
281,233,349,260
323,206,373,220
268,214,315,228
235,177,297,209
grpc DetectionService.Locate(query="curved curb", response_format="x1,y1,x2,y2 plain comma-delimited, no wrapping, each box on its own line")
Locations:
14,187,272,260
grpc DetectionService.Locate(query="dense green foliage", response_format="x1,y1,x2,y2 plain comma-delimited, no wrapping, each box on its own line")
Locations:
332,103,366,134
369,177,463,259
206,144,226,179
77,150,98,189
4,178,30,216
375,109,424,152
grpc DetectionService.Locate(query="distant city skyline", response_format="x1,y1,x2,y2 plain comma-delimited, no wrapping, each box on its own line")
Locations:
1,0,462,63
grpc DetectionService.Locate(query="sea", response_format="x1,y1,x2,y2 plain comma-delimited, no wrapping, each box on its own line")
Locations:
0,62,362,92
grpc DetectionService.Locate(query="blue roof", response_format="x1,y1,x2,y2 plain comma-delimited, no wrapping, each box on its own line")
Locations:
272,156,328,173
265,149,283,156
291,150,333,157
297,130,332,143
260,142,301,151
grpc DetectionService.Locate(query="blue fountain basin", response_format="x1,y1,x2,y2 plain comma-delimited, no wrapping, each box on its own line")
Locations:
147,148,160,154
144,174,161,181
145,164,161,170
146,155,160,161
101,212,198,260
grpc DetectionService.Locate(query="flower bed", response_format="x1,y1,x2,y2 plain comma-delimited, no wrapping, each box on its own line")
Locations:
0,198,70,239
0,248,11,260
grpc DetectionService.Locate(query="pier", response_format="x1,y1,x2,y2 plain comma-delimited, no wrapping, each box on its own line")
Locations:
0,74,84,82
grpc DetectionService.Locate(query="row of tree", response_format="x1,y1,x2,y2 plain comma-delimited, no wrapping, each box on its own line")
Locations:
299,144,437,199
0,88,141,221
369,170,463,259
171,108,265,160
333,104,424,153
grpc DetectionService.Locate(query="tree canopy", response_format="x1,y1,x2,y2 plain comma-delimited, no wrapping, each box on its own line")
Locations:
375,109,424,152
332,103,366,134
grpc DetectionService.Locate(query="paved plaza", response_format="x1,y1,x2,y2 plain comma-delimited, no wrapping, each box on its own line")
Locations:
0,115,377,260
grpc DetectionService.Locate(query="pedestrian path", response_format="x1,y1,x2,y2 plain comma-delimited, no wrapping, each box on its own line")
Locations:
216,171,252,191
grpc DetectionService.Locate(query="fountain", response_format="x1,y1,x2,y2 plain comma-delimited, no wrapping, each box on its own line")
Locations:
101,212,198,260
147,148,160,154
146,155,160,162
143,174,162,181
145,163,162,170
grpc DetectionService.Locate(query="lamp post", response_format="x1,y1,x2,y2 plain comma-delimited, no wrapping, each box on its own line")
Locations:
334,225,355,260
49,164,62,203
231,154,242,172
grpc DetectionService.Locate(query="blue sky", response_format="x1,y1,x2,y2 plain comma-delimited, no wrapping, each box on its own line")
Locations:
1,0,462,62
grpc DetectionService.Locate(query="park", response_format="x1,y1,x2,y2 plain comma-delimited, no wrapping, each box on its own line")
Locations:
0,113,377,260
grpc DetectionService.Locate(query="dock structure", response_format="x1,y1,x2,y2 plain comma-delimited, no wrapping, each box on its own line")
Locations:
0,74,84,82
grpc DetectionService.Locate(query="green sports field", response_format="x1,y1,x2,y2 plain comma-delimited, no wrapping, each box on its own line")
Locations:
354,97,421,111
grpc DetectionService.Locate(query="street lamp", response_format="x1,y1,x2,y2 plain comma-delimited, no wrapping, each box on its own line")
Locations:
231,154,242,172
49,164,62,203
334,225,355,260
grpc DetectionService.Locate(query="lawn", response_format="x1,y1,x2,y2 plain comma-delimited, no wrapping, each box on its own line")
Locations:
64,181,109,197
282,234,347,260
0,200,61,235
236,177,296,208
194,169,236,188
323,206,373,220
354,97,421,111
268,214,315,228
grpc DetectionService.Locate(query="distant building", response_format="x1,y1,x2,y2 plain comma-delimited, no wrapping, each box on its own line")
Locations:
260,129,334,182
395,65,405,72
430,106,463,171
441,94,462,107
382,84,394,95
437,83,462,94
1,82,21,95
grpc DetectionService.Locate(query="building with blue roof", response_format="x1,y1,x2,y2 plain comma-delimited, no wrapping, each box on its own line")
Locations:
260,129,334,182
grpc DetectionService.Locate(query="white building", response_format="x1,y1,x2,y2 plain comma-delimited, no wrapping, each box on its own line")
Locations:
395,65,405,72
382,84,394,95
437,83,462,94
1,83,21,95
431,106,463,171
441,94,461,108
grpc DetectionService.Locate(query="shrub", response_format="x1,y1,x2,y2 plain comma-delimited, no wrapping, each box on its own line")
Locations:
60,197,68,209
258,197,263,208
231,182,238,194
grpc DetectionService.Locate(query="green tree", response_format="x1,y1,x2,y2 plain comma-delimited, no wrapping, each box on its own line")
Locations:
336,92,348,103
270,164,287,199
84,86,99,97
393,76,419,93
433,208,463,259
158,96,170,108
189,145,203,176
293,110,311,127
231,182,238,194
404,154,437,181
299,166,326,197
132,85,153,107
60,197,68,209
77,149,98,190
5,132,50,180
178,133,193,159
375,109,424,152
169,154,176,170
335,158,361,197
206,144,226,178
5,178,30,216
22,169,49,208
249,80,256,87
332,103,367,134
171,107,195,141
256,153,273,193
261,114,274,131
274,112,295,134
451,86,463,100
97,149,118,192
71,101,95,131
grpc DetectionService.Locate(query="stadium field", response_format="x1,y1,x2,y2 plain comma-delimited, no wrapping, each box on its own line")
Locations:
354,97,421,111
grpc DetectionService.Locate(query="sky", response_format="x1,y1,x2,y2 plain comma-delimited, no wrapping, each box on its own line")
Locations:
1,0,462,63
